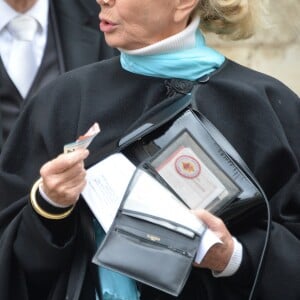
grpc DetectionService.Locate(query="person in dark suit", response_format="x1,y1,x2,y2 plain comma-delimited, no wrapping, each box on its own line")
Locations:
0,0,117,151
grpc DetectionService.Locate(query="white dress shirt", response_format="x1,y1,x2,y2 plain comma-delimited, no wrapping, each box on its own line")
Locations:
0,0,49,74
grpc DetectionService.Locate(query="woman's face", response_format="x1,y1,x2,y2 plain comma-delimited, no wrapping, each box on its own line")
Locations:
96,0,188,50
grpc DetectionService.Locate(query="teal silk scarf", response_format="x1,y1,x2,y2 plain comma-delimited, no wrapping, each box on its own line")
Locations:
94,220,140,300
120,31,224,81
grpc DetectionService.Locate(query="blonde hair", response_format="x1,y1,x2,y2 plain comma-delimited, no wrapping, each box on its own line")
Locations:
195,0,266,40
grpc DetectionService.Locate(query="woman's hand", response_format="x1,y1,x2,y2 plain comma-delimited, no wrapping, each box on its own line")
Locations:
193,209,234,272
39,149,89,207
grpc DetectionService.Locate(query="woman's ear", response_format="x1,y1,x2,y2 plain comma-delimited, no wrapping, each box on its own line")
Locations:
174,0,199,23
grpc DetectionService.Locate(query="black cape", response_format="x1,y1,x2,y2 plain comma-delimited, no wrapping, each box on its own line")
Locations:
0,57,300,300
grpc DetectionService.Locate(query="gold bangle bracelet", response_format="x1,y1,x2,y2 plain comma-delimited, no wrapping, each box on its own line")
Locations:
30,178,74,220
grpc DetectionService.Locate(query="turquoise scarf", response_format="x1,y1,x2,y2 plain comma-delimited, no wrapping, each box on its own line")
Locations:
120,31,224,81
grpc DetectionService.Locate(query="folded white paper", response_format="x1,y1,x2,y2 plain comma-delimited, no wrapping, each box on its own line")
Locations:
122,168,206,236
82,153,135,232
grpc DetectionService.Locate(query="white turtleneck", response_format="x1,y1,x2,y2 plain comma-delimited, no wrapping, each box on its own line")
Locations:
120,16,200,55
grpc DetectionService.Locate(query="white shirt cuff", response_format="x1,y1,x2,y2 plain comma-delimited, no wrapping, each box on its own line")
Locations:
38,184,70,208
212,237,243,277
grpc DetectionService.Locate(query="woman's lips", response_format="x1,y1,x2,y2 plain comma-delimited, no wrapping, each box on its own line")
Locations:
99,19,117,32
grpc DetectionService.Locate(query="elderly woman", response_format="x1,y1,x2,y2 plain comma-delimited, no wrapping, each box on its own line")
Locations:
0,0,299,299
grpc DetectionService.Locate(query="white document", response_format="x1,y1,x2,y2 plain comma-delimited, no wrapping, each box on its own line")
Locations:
81,153,135,232
122,169,206,236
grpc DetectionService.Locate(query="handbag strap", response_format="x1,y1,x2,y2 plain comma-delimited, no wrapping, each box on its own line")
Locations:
189,95,270,300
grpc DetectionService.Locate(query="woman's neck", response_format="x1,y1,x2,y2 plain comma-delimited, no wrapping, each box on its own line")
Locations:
5,0,37,12
119,16,201,56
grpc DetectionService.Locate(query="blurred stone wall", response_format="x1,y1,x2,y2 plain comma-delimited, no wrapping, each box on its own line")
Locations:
205,1,300,96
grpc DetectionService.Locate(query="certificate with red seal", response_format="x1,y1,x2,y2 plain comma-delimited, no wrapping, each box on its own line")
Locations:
156,146,227,209
150,131,240,213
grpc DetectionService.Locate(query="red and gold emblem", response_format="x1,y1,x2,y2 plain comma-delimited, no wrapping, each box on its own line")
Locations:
175,155,201,179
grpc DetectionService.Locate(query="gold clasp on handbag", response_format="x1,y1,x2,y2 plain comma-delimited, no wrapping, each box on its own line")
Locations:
146,234,161,242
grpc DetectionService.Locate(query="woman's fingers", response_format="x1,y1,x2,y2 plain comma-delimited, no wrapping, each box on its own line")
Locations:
193,209,229,240
41,149,89,174
193,209,234,272
40,149,89,206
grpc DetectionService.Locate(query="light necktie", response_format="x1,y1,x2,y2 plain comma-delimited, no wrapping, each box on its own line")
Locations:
6,15,38,98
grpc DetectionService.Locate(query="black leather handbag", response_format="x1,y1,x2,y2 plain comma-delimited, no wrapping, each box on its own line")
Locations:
93,164,205,296
92,92,265,296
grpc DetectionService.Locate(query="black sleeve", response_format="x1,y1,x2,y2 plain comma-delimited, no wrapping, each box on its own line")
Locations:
0,75,83,298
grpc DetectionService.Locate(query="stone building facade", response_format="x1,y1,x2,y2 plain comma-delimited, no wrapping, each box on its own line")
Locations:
206,1,300,96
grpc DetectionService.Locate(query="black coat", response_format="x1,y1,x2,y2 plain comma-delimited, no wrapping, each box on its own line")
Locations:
0,57,300,300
